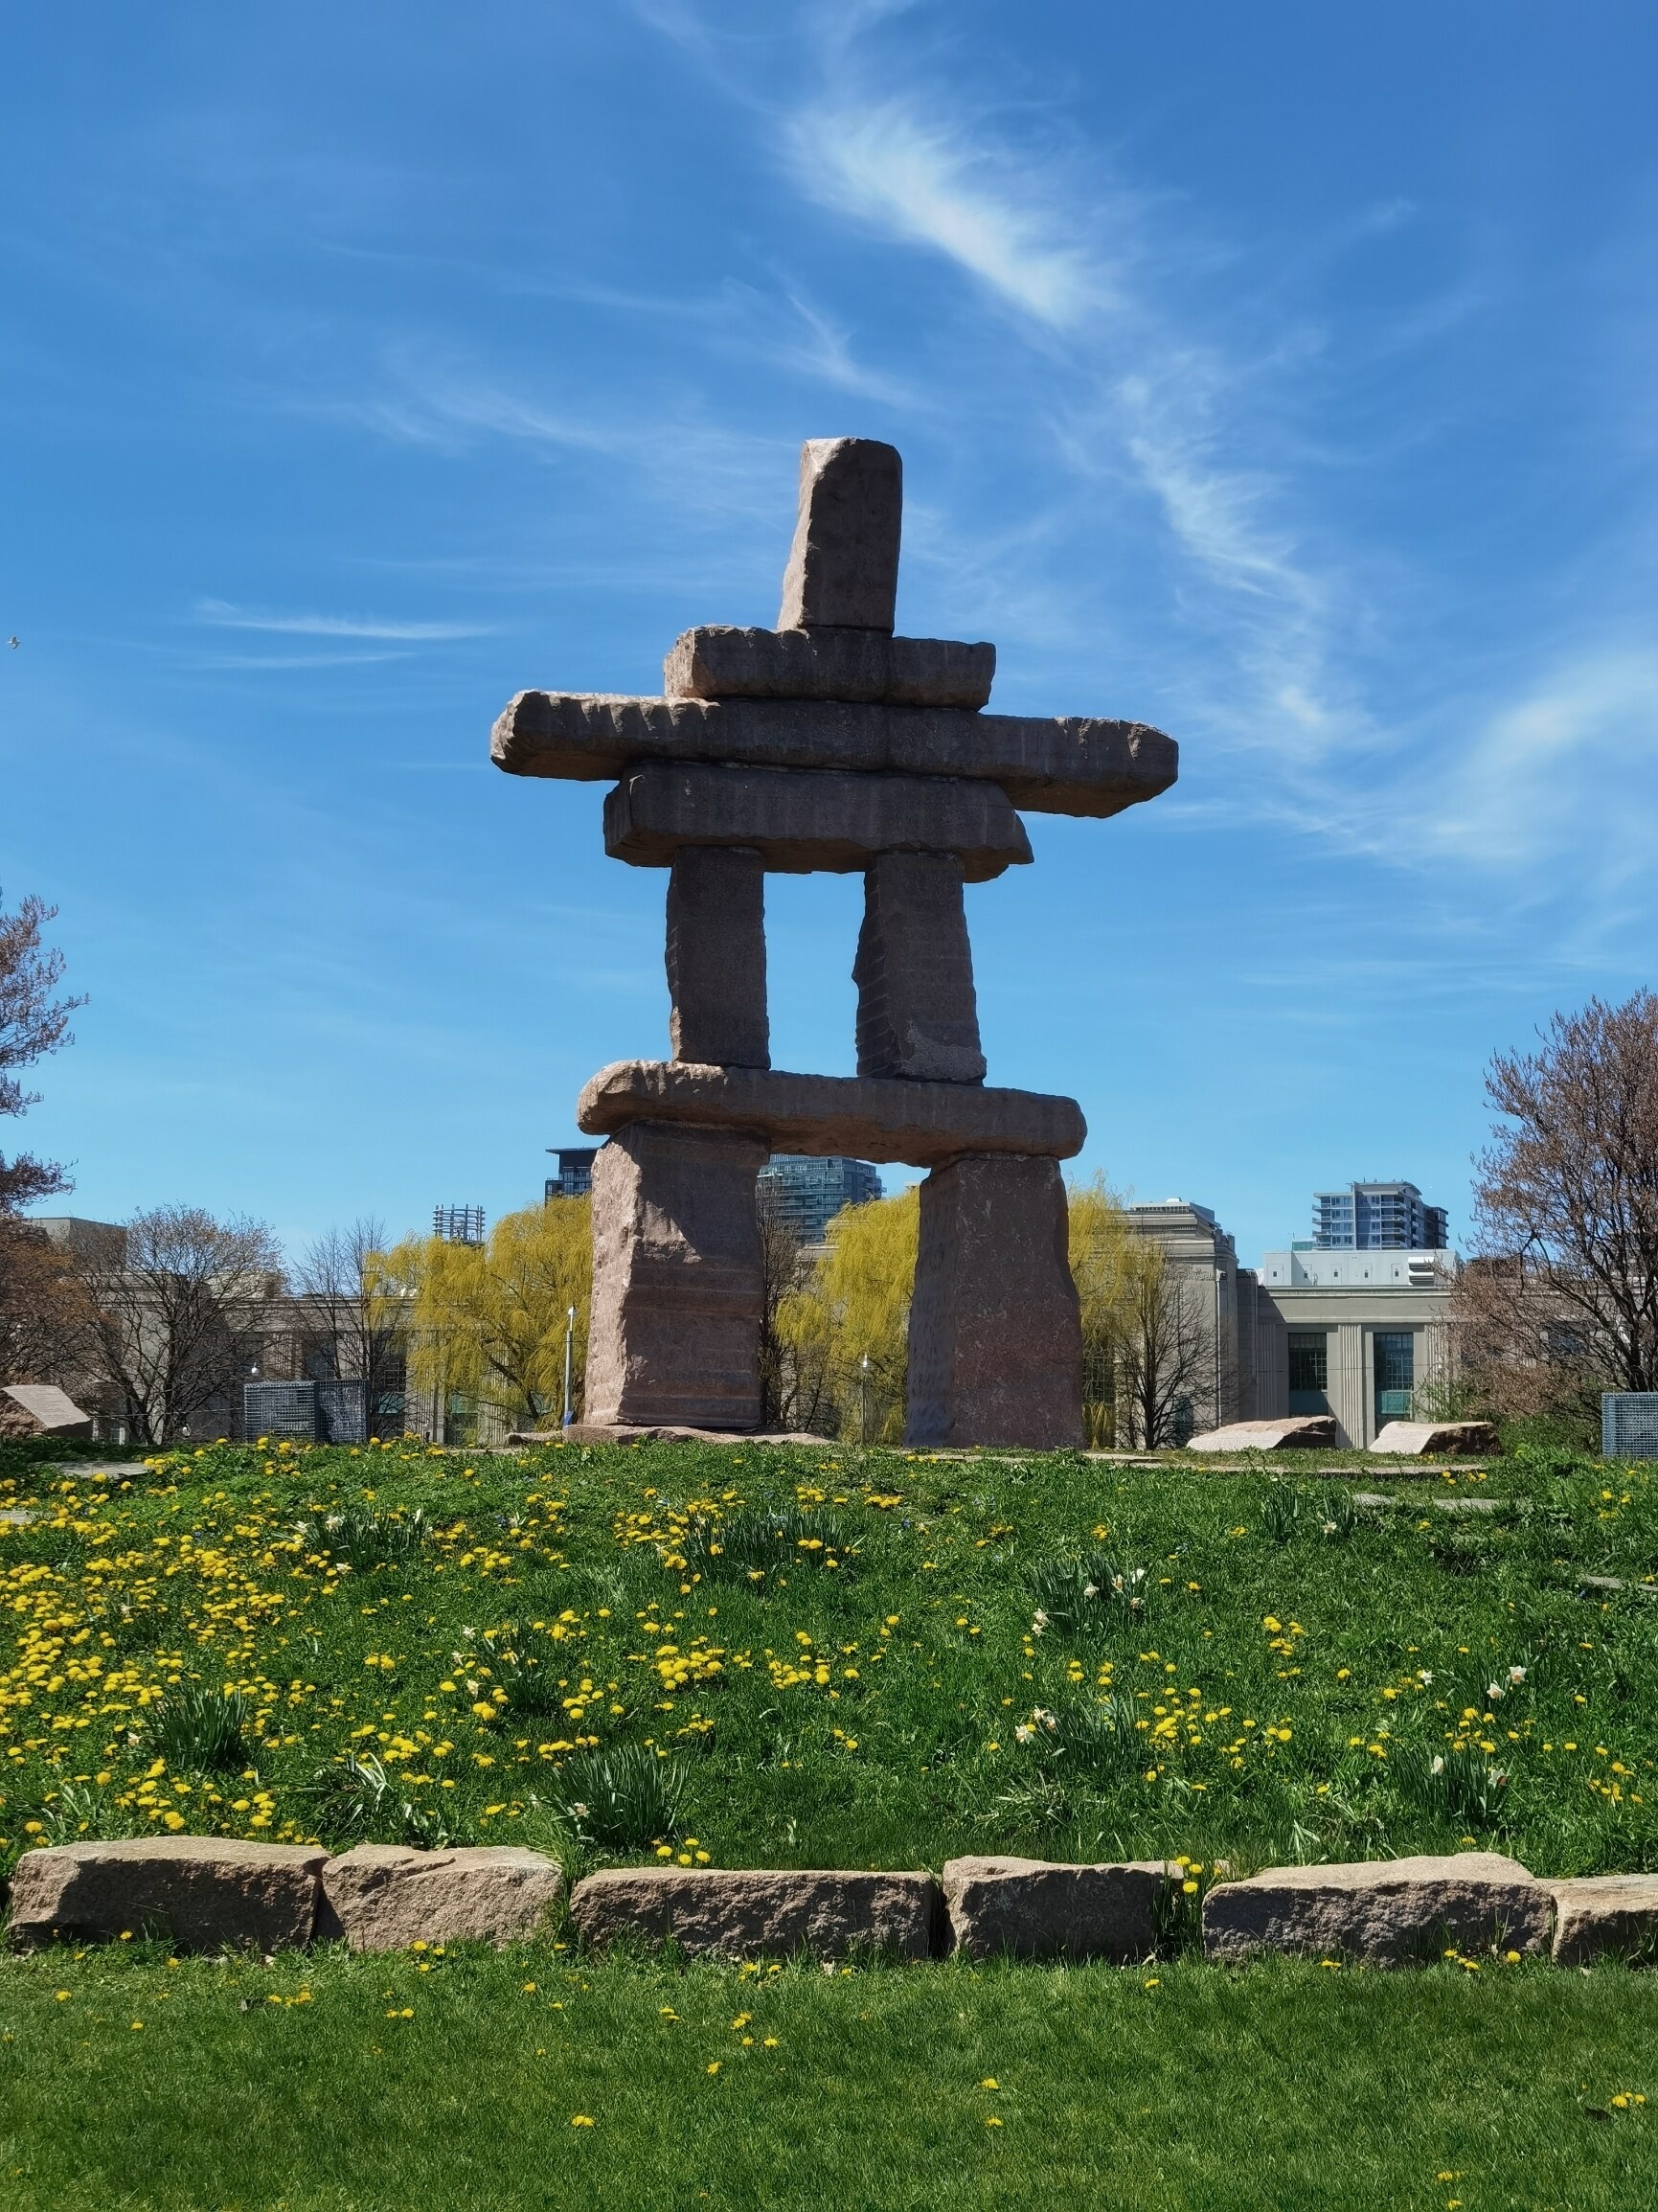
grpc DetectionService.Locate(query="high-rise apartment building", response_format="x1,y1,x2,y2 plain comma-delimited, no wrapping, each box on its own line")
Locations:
757,1155,882,1245
545,1148,598,1200
1311,1181,1447,1252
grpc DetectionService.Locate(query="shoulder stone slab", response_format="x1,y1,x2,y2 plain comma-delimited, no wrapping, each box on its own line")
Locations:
569,1865,940,1959
1202,1852,1552,1964
664,627,995,709
8,1836,327,1952
576,1060,1085,1166
492,692,1177,821
605,764,1031,880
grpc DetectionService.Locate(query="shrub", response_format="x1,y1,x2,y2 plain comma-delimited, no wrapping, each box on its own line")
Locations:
148,1685,250,1774
546,1744,687,1850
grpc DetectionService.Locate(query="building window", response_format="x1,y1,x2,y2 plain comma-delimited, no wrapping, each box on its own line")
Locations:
1374,1330,1416,1425
1287,1330,1329,1415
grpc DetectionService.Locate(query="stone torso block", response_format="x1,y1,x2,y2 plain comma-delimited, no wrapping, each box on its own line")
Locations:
584,1121,767,1430
906,1152,1084,1449
666,847,768,1068
854,853,985,1083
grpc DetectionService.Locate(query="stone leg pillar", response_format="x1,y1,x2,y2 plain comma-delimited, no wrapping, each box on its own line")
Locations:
584,1121,766,1430
667,847,769,1068
905,1153,1083,1448
853,854,986,1083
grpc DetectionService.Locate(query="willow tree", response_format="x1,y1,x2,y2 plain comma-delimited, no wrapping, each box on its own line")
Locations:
776,1186,919,1441
385,1199,590,1436
1067,1174,1137,1447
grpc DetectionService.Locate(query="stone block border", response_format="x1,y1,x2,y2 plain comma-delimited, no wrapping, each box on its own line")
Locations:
6,1843,1658,1968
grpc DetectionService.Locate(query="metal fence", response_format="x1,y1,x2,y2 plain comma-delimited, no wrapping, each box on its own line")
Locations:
243,1381,316,1440
1603,1393,1658,1460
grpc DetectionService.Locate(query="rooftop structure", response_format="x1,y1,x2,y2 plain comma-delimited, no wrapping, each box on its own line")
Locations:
433,1205,486,1245
545,1148,598,1200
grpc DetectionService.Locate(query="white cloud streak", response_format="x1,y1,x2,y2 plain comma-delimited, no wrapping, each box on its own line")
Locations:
194,599,490,640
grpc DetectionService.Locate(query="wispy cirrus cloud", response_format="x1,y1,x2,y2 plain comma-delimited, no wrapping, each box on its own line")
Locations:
194,598,491,640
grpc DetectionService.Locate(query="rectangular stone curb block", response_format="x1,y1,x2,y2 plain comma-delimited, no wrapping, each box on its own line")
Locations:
577,1061,1086,1167
664,627,996,710
1548,1876,1658,1966
1202,1853,1553,1965
7,1837,329,1953
943,1856,1169,1961
605,764,1031,880
569,1868,941,1959
319,1844,563,1952
491,693,1178,821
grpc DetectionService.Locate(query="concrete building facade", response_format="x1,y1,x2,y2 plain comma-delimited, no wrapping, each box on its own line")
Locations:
1256,1246,1457,1446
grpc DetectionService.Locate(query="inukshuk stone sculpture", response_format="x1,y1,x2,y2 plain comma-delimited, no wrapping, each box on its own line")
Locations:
491,439,1177,1447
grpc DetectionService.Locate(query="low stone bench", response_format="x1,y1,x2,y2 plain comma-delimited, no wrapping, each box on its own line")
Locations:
8,1837,327,1953
1203,1852,1554,1965
319,1844,563,1952
1549,1876,1658,1966
569,1867,940,1960
943,1856,1169,1961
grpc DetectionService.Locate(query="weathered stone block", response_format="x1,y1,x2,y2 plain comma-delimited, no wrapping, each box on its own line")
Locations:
319,1844,562,1951
1548,1875,1658,1965
0,1384,92,1440
1202,1852,1553,1964
942,1856,1168,1961
1187,1416,1339,1452
577,1060,1086,1166
8,1836,327,1952
605,764,1031,881
906,1153,1084,1448
491,692,1178,822
777,438,902,632
584,1122,766,1431
666,847,768,1068
664,626,995,709
1370,1420,1500,1456
569,1866,940,1959
854,854,985,1083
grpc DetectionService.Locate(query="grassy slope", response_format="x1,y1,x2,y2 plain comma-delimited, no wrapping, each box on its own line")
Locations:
0,1438,1654,1875
2,1945,1656,2210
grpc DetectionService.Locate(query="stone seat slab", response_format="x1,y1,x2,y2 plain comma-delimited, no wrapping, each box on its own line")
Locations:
492,692,1177,821
1548,1875,1658,1965
943,1856,1169,1961
319,1843,562,1952
1370,1420,1501,1456
8,1836,327,1953
603,764,1032,879
577,1060,1086,1166
569,1866,940,1959
1203,1852,1552,1964
1188,1416,1340,1452
664,627,996,709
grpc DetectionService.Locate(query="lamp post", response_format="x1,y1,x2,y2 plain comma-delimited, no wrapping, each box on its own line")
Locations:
859,1352,871,1446
562,1306,577,1430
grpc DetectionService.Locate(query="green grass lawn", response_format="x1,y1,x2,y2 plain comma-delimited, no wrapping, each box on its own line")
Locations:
2,1944,1655,2209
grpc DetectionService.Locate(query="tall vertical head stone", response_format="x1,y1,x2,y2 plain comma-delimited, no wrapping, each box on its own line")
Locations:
778,438,902,633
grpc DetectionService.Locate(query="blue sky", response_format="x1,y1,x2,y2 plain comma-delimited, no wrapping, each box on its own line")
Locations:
3,2,1655,1268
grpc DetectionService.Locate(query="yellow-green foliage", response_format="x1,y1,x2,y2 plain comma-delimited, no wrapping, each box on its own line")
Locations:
1067,1174,1157,1447
776,1188,918,1441
385,1201,591,1427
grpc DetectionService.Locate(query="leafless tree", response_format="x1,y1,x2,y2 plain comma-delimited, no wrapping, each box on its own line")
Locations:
757,1188,807,1430
75,1206,284,1445
0,1216,88,1384
1116,1238,1216,1448
0,889,82,1214
1457,992,1658,1420
293,1218,405,1422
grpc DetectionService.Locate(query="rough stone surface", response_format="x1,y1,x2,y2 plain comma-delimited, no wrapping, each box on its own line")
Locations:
319,1844,562,1952
1371,1419,1501,1456
1548,1875,1658,1966
943,1856,1168,1961
666,847,769,1068
569,1867,940,1959
0,1384,92,1439
584,1122,766,1431
854,854,985,1083
907,1154,1084,1448
506,1425,835,1447
1202,1853,1553,1964
8,1836,327,1952
577,1060,1086,1167
664,626,995,709
492,692,1179,823
777,438,903,632
605,764,1031,881
1188,1416,1340,1452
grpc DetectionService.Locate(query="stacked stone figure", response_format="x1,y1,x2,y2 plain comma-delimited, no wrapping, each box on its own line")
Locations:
491,439,1177,1446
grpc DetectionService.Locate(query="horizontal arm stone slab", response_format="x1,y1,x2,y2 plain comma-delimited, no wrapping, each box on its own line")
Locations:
577,1060,1085,1165
664,627,995,709
492,692,1177,820
604,764,1032,878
